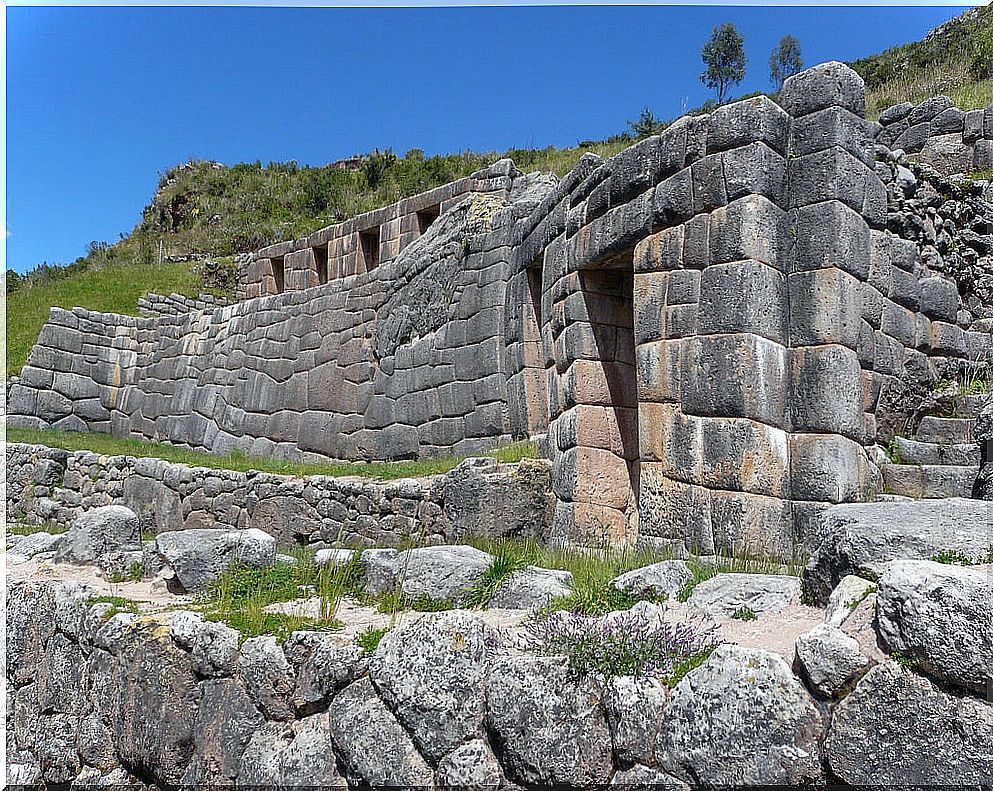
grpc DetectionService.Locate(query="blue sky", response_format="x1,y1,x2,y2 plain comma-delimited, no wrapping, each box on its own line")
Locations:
6,5,968,273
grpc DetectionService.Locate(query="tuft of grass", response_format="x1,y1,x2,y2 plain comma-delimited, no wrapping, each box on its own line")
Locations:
488,440,540,464
5,522,67,537
891,651,920,671
667,646,718,688
197,553,360,641
6,427,536,482
463,542,531,608
930,549,983,566
676,561,720,603
87,595,139,619
731,606,758,622
355,626,389,657
374,590,453,614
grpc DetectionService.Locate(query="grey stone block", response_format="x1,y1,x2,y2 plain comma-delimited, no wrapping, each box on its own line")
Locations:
690,154,727,213
709,195,788,270
794,200,870,279
707,95,789,155
789,148,872,214
779,61,866,119
698,260,788,344
789,269,862,347
722,142,786,202
791,106,872,166
963,109,985,144
789,345,864,438
682,334,788,425
887,266,922,312
919,277,959,323
908,96,953,125
930,106,965,134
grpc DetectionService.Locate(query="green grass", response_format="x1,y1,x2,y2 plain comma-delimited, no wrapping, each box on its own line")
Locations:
5,426,538,481
196,553,363,642
666,646,718,688
107,561,144,584
6,261,200,376
87,595,140,619
731,606,758,622
355,626,389,657
5,522,67,537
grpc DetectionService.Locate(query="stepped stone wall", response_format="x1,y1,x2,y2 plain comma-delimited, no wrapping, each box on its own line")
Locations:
8,62,993,556
5,442,553,547
874,97,993,176
136,292,232,318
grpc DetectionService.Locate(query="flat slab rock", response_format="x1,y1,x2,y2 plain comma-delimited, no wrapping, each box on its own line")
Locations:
686,573,801,618
803,498,992,603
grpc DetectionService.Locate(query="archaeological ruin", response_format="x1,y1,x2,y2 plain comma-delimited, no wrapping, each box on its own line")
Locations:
8,62,993,559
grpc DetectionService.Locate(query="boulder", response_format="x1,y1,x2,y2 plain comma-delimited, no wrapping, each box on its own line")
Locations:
237,715,347,789
685,573,801,618
656,645,824,786
282,632,366,714
826,662,993,785
793,623,871,698
369,611,491,762
610,560,694,601
603,674,669,767
369,545,495,604
326,677,434,786
875,559,992,693
803,498,992,603
238,636,295,721
181,678,263,786
154,527,276,592
823,574,876,626
55,505,140,565
485,655,613,785
487,565,573,609
313,548,356,567
7,531,63,562
435,739,504,788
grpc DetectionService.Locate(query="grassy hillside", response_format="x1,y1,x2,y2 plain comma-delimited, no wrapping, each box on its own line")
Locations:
851,5,993,118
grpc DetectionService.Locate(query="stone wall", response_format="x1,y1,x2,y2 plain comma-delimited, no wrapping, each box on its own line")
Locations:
874,97,993,175
5,442,553,547
7,577,992,788
136,292,232,318
238,162,526,299
8,62,993,557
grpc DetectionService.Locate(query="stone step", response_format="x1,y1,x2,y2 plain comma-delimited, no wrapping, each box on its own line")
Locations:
890,436,980,467
950,394,989,419
880,463,978,499
915,416,974,445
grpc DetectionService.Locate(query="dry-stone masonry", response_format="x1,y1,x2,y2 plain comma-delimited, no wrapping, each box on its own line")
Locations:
8,63,993,556
6,442,553,548
874,96,993,176
7,564,992,788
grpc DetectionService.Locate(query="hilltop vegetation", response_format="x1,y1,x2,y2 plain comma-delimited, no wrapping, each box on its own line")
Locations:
851,5,993,117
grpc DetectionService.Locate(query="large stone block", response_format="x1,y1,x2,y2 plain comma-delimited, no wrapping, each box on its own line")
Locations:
789,148,873,214
682,334,788,426
698,260,788,343
638,464,714,553
789,268,862,347
707,95,789,155
779,61,866,119
722,142,786,202
789,344,864,439
636,339,683,403
709,195,788,270
794,200,870,278
789,433,867,503
791,106,872,166
709,490,794,558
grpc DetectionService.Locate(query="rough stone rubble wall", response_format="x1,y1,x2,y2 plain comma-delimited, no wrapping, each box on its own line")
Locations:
8,161,549,463
8,580,992,789
506,63,993,553
875,97,993,176
5,442,553,547
136,292,232,318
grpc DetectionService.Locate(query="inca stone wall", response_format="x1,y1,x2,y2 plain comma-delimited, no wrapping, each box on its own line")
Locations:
5,442,553,546
8,62,993,556
8,576,993,788
874,97,993,176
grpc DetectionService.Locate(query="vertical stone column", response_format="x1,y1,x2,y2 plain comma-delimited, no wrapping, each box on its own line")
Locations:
780,62,879,547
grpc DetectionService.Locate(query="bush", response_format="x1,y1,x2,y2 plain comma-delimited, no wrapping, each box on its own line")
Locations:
524,606,720,683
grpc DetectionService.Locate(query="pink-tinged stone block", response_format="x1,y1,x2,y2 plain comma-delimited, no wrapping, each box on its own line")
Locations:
636,339,684,404
574,446,636,510
709,489,793,559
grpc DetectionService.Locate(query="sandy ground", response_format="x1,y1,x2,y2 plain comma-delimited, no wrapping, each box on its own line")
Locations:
6,550,825,661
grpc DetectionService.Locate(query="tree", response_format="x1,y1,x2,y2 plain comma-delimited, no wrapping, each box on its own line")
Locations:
769,35,803,91
627,107,666,139
700,23,746,105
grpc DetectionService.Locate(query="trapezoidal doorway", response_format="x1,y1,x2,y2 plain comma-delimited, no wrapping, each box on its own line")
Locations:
573,261,640,545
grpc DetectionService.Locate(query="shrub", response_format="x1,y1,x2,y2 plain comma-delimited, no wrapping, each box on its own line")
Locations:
524,606,720,683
